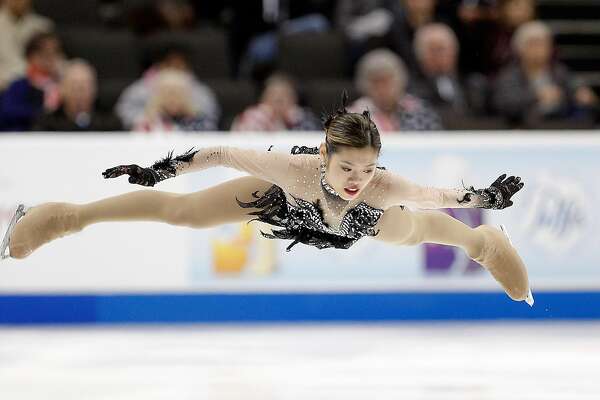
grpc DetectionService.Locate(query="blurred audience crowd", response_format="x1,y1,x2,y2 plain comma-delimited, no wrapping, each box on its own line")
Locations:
0,0,598,133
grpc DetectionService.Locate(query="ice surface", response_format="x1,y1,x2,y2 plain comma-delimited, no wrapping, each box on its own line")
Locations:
0,322,599,400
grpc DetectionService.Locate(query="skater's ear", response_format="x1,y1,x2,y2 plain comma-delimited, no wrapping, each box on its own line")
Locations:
319,142,328,163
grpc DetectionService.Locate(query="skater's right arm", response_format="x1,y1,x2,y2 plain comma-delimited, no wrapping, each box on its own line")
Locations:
102,146,300,188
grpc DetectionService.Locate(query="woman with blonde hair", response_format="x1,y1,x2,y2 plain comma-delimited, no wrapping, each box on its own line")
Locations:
135,69,216,132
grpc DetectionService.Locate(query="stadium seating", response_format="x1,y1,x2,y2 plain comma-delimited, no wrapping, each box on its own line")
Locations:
33,0,101,27
59,28,141,81
205,79,257,130
142,28,231,79
278,31,348,79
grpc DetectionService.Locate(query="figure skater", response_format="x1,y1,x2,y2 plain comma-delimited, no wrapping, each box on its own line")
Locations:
0,94,533,305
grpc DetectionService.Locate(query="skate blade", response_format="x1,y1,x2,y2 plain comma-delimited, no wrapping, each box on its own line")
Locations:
499,224,512,245
0,204,28,260
525,289,535,307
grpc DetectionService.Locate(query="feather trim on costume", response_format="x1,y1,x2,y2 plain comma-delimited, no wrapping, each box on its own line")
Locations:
149,147,199,181
236,184,383,252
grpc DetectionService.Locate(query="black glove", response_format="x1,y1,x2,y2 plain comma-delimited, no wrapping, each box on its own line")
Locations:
461,174,524,209
487,174,524,209
102,164,161,187
101,147,198,187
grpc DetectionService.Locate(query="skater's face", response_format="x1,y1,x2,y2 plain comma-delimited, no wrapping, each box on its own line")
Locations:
320,144,379,201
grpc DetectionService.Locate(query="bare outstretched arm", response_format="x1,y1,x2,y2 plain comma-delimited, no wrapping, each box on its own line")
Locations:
385,172,524,210
102,146,297,188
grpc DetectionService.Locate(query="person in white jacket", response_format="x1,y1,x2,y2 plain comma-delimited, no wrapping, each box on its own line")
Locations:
115,48,220,130
0,0,53,89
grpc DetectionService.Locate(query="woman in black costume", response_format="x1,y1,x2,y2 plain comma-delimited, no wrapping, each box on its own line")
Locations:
1,94,532,305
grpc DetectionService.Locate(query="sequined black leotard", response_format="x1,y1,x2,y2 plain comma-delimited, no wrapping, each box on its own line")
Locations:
233,145,385,251
236,181,384,251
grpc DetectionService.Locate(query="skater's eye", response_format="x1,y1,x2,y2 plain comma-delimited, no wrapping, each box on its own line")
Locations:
341,167,351,172
363,170,373,174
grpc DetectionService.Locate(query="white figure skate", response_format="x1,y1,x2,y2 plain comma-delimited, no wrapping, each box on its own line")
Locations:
500,224,534,307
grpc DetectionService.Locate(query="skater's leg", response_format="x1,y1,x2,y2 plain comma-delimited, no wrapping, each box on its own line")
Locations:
374,206,484,258
374,206,530,302
9,176,273,259
77,176,273,228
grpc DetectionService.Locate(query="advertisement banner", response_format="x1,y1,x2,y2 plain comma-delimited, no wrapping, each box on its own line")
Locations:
1,133,599,293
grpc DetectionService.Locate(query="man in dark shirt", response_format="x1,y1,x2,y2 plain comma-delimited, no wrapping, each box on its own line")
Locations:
34,60,122,132
410,23,488,117
0,31,63,131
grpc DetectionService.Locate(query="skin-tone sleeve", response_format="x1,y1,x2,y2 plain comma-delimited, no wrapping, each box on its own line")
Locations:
167,145,299,188
383,170,486,209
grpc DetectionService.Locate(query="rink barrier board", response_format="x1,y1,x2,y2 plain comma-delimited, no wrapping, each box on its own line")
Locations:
2,133,600,323
1,291,600,324
1,133,600,293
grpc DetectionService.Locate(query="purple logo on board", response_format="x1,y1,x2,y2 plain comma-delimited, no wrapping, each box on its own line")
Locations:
424,208,483,275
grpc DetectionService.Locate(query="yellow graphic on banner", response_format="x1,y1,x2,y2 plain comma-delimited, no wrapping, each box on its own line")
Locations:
211,222,277,276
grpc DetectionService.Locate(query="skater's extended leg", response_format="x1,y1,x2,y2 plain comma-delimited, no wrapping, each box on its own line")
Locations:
78,176,273,228
374,206,530,302
374,206,485,257
8,176,273,259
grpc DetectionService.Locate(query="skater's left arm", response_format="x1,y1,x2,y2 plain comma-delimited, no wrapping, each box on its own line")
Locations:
384,172,524,210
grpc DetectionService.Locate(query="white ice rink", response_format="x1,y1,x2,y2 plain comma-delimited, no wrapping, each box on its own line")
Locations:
1,322,599,400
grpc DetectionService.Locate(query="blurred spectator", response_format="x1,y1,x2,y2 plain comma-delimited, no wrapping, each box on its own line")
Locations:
126,0,196,36
227,1,331,80
34,60,122,131
388,0,448,75
334,0,398,68
349,49,442,132
225,1,276,77
134,69,215,132
410,23,487,115
492,21,598,127
115,47,219,129
453,0,498,74
335,1,395,42
231,73,321,131
485,0,536,75
0,31,64,131
456,0,497,25
0,0,54,89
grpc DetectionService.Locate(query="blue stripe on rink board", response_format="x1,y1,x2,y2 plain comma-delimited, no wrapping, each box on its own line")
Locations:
1,292,600,324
